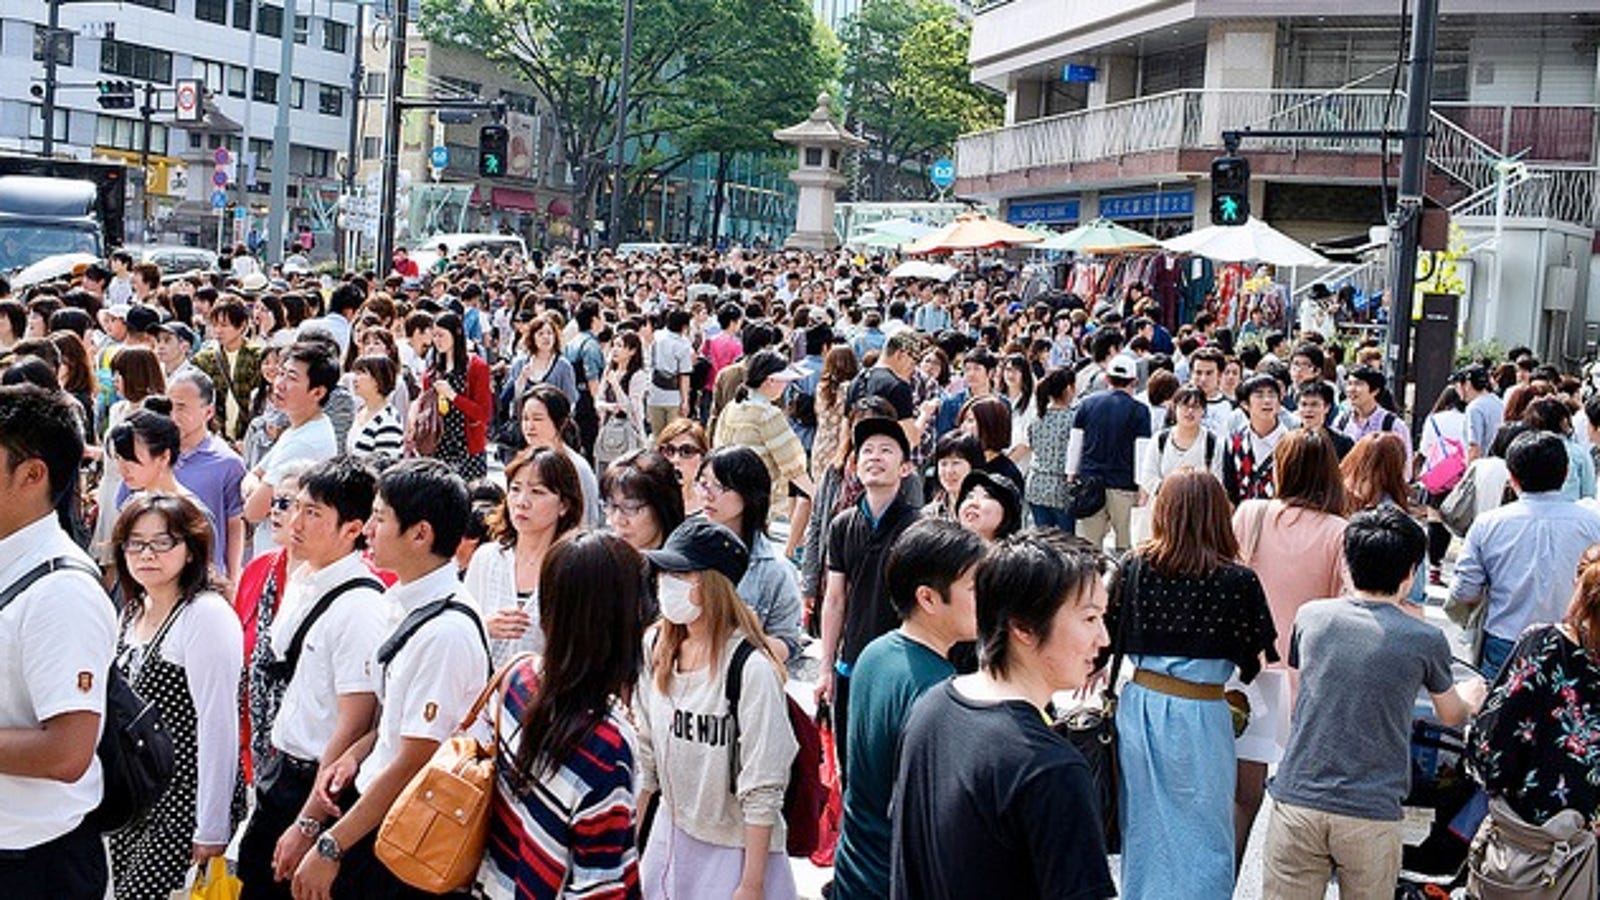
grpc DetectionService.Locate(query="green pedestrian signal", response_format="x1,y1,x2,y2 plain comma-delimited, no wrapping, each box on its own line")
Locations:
1210,154,1250,226
479,124,509,178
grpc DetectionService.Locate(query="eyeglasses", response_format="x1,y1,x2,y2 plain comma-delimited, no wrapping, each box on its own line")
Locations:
603,499,648,519
270,495,294,512
659,443,703,460
123,534,181,556
696,478,731,498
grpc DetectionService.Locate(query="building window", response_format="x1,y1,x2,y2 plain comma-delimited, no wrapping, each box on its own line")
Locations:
253,71,278,103
127,0,175,11
100,40,173,83
29,106,69,144
95,115,167,154
232,0,251,29
293,14,308,43
195,0,226,24
227,65,247,98
323,19,349,53
362,136,381,160
363,72,385,96
196,59,226,93
257,5,283,37
33,26,73,65
318,84,343,117
292,78,305,109
249,138,274,173
303,147,333,178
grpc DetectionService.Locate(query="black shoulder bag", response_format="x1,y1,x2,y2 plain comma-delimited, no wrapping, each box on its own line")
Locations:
1052,555,1138,855
0,556,177,835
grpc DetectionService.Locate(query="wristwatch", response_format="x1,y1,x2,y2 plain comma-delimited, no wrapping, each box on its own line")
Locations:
295,815,323,838
315,832,344,862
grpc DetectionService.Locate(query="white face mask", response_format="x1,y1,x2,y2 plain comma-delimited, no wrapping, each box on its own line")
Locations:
657,575,700,625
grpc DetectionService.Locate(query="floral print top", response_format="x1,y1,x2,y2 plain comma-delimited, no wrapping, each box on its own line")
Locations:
1465,624,1600,826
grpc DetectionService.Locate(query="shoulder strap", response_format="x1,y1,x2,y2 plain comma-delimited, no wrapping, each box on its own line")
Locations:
376,595,491,675
277,577,384,680
1204,431,1217,468
1157,431,1169,455
723,639,759,795
0,557,101,615
1104,557,1139,705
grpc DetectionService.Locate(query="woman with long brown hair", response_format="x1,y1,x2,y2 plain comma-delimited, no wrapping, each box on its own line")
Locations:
479,531,648,898
635,519,797,899
1111,470,1277,898
1230,427,1348,866
1343,432,1428,606
50,330,96,441
810,345,860,483
94,346,167,554
1464,542,1600,861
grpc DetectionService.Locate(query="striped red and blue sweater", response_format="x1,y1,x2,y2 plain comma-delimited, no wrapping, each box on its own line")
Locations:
479,659,641,900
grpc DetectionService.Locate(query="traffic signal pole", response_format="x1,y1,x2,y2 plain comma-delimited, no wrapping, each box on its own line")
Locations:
1385,0,1439,411
375,0,407,272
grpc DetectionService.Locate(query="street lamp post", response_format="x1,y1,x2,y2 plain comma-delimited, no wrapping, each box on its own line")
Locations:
606,0,635,248
375,0,408,269
264,0,298,266
41,0,62,157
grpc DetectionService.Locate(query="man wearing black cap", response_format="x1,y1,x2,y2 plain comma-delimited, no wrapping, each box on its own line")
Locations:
122,303,161,351
817,416,919,785
1453,365,1503,463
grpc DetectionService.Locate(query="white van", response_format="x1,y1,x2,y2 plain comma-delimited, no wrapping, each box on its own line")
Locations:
411,232,528,272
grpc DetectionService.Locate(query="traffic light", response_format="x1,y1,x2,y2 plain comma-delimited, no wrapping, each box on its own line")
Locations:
479,124,508,177
96,80,136,110
1210,154,1250,226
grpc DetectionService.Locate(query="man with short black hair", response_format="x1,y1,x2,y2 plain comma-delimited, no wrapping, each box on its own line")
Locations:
1293,380,1353,460
1337,366,1412,475
832,519,986,900
238,457,388,900
242,342,339,525
934,347,997,438
1452,364,1504,463
1222,374,1289,504
1067,354,1151,553
647,307,694,434
0,384,117,898
0,300,23,353
192,298,264,442
1450,430,1600,676
1264,506,1485,898
290,459,487,899
1188,346,1233,435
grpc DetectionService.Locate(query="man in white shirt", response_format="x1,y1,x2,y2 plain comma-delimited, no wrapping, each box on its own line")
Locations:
647,307,695,434
237,458,389,900
243,341,340,525
0,385,117,898
292,459,487,899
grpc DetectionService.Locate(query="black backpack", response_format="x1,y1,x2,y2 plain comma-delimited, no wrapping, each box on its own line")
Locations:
0,557,175,835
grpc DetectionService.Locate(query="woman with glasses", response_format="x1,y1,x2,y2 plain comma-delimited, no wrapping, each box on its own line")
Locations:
1138,384,1225,499
653,417,710,516
108,492,243,900
465,447,585,665
697,446,804,664
600,449,684,554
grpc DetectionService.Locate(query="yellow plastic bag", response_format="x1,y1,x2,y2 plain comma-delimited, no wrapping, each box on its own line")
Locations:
189,857,241,900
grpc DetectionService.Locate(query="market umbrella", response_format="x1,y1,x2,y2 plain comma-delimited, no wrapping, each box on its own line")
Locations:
1036,218,1159,254
12,252,99,288
861,217,937,240
903,211,1043,255
847,229,915,249
889,260,959,281
1162,217,1328,267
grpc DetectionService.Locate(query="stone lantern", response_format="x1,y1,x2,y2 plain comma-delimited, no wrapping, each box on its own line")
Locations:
773,93,866,251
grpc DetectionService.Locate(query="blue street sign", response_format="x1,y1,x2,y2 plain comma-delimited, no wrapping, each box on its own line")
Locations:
1098,189,1194,221
210,190,227,209
929,158,956,190
1063,64,1098,83
234,206,247,219
430,145,450,168
1006,199,1081,225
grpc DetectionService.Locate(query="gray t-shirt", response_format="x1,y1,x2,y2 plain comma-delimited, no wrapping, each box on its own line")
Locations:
648,330,694,407
1466,392,1504,453
1269,598,1453,821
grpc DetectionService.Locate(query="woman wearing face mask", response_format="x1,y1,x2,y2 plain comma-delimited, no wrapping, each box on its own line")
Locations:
464,447,585,666
635,518,798,900
518,383,603,528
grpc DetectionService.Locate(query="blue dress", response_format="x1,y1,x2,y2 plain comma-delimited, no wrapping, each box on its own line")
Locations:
1116,654,1237,900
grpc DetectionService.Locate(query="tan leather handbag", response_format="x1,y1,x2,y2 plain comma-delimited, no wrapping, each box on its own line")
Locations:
375,653,534,893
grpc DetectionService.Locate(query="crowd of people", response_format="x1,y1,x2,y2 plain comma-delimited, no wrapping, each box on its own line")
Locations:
0,241,1597,900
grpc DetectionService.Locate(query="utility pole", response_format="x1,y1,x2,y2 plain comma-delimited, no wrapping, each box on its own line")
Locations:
340,0,366,269
376,0,407,270
139,82,156,238
1384,0,1439,414
265,0,298,267
607,0,635,248
237,0,258,232
41,0,61,157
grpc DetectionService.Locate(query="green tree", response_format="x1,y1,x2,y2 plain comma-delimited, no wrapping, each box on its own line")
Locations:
839,0,1000,200
422,0,834,240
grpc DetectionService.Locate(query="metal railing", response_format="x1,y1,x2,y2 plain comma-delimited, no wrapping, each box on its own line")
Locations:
1434,103,1599,164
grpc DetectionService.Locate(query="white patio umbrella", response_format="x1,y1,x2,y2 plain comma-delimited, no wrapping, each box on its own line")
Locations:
862,217,938,240
889,260,958,281
1162,217,1328,267
12,252,99,288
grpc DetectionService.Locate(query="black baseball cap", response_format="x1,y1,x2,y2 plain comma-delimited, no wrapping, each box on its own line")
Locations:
645,518,749,585
853,416,911,460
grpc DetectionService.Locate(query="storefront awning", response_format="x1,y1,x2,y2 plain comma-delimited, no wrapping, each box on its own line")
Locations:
490,187,540,212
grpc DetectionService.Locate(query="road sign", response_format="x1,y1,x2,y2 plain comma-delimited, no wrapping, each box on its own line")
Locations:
212,168,229,187
235,206,248,220
175,79,201,123
430,145,449,169
214,147,231,166
210,190,227,209
929,158,956,191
